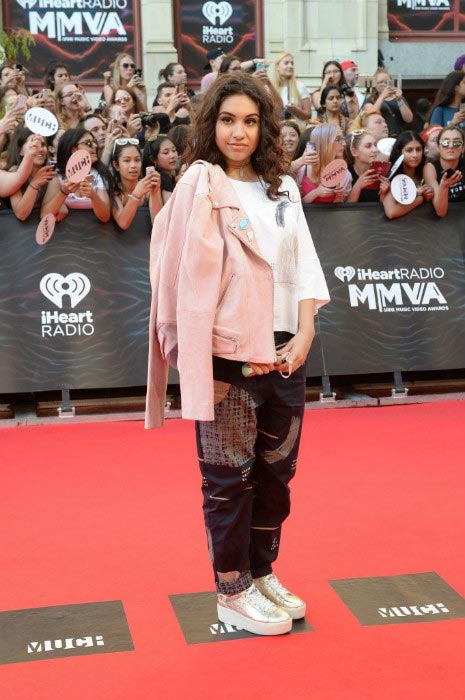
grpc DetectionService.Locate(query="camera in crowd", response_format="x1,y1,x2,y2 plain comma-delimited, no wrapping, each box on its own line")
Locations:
139,112,171,132
341,84,355,98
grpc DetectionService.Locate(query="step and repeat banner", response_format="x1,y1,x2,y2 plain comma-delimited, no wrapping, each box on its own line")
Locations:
2,0,142,86
1,204,465,394
310,203,465,376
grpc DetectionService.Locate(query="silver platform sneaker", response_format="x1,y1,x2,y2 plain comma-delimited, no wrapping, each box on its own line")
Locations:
253,573,306,619
217,583,292,636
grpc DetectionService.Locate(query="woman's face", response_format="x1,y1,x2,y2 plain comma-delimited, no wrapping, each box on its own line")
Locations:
401,139,423,171
215,94,260,169
277,55,294,79
154,138,178,174
280,125,300,154
438,129,464,163
54,67,70,90
169,64,187,85
352,134,378,165
2,89,18,110
324,89,342,113
119,55,135,82
114,145,141,181
74,131,98,164
228,60,242,74
375,72,391,93
333,128,346,159
455,76,465,99
20,134,48,166
60,84,80,111
114,89,135,115
323,64,341,84
365,114,389,141
0,66,18,88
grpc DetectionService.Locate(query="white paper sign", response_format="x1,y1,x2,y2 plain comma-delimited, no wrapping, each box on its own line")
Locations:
391,174,417,205
25,108,59,137
377,137,396,156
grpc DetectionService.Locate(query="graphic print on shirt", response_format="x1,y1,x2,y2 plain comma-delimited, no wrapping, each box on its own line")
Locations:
272,199,298,289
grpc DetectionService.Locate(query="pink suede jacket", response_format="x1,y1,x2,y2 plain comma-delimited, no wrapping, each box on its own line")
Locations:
145,160,279,427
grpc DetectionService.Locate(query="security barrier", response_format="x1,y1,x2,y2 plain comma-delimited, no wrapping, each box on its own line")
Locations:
1,204,465,395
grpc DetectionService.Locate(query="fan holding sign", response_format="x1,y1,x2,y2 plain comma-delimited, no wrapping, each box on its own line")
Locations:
6,129,56,222
301,125,352,203
41,128,112,223
381,131,433,220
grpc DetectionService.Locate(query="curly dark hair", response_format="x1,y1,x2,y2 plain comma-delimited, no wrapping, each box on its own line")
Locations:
185,73,285,200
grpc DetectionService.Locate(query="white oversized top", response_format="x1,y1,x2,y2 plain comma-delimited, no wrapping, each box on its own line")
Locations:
228,174,330,333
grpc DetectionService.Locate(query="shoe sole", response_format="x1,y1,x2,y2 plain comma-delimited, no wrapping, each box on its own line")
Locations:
217,604,292,636
281,603,306,620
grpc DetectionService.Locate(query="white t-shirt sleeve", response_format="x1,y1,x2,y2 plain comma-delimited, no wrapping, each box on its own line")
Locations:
283,176,330,311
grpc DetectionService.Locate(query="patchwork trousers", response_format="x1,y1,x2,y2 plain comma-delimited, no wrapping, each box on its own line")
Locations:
195,333,306,595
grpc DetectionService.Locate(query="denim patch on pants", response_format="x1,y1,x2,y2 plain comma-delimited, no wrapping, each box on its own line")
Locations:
196,332,306,595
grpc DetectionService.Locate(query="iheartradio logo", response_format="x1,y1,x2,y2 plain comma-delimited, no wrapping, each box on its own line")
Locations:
202,1,233,25
40,272,91,309
334,266,356,282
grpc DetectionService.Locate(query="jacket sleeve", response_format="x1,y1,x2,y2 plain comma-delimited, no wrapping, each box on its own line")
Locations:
145,175,197,428
176,188,224,421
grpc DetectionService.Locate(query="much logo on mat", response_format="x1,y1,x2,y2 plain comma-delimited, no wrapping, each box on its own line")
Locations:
329,572,465,626
0,601,134,665
169,591,313,644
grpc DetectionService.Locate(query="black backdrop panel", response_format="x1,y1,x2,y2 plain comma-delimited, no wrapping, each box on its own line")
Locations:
0,210,151,393
307,203,465,375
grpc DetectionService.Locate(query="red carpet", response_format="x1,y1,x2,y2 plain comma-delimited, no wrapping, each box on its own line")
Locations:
1,401,464,699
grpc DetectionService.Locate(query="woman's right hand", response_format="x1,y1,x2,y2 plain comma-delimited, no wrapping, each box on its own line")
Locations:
30,165,56,189
61,178,81,195
357,168,380,190
243,361,277,377
314,183,336,198
380,85,397,102
450,110,465,126
0,111,19,136
301,151,319,168
133,171,161,199
440,170,462,188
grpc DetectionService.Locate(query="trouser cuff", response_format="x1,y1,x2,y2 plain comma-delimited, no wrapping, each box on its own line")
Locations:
216,571,253,595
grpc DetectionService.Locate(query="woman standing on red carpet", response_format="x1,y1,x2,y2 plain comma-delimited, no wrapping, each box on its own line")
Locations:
145,73,329,636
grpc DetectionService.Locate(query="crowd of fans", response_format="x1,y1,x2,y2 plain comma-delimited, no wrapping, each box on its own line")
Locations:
1,47,465,229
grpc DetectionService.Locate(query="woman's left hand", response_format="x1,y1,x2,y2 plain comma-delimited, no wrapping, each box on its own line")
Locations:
275,329,315,376
126,114,142,136
128,76,147,94
417,184,434,201
78,178,95,198
378,175,390,198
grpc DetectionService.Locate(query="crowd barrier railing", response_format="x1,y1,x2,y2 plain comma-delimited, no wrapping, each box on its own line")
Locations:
1,203,465,397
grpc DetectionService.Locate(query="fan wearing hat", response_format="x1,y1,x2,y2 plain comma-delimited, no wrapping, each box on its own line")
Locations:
200,48,269,94
340,59,365,118
200,48,226,94
421,125,441,162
